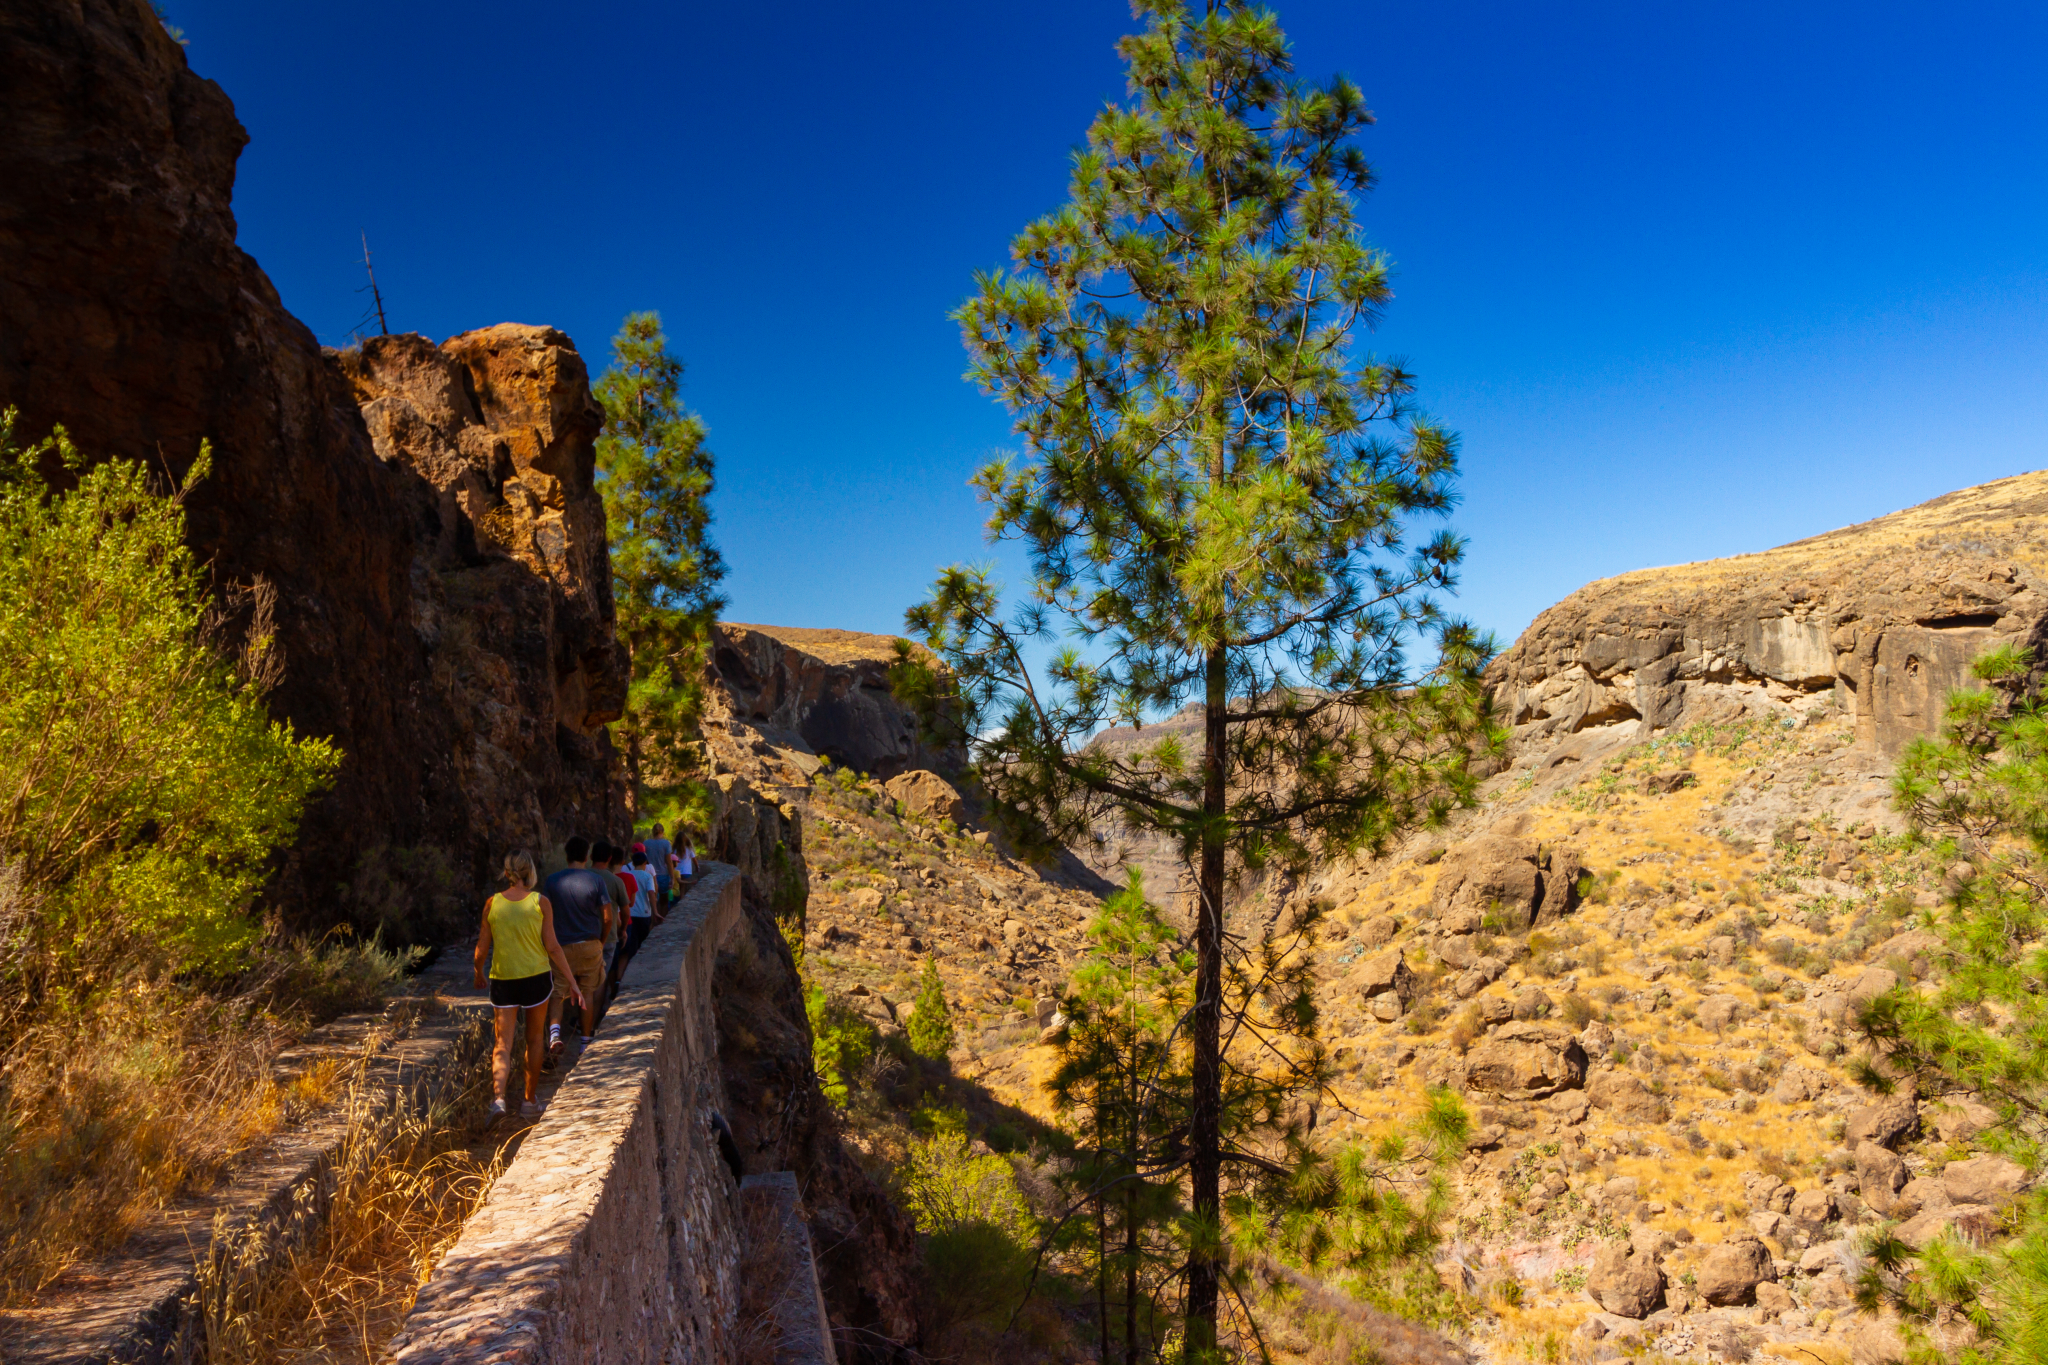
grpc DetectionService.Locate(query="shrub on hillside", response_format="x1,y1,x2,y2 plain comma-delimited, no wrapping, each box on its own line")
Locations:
0,414,339,985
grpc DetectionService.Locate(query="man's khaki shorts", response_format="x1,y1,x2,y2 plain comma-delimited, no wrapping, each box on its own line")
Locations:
558,939,606,1010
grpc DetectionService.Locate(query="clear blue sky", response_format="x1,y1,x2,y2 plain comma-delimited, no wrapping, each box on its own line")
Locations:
175,0,2048,655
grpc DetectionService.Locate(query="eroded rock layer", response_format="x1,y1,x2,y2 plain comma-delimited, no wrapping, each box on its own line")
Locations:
1489,472,2048,753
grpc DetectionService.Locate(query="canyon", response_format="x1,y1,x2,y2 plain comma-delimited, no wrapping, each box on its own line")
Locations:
2,3,2042,1364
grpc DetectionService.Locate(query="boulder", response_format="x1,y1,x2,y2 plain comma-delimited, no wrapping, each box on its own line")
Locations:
1695,1236,1776,1307
1437,935,1480,969
1895,1203,2000,1248
1370,994,1404,1022
1477,994,1515,1025
1942,1155,2028,1205
1354,915,1397,950
1588,1070,1667,1123
1643,769,1697,794
1847,1314,1907,1365
1895,1176,1949,1218
1755,1280,1796,1318
1706,934,1737,965
848,888,885,912
1697,994,1745,1032
1601,1175,1641,1206
1930,1096,2000,1143
1787,1187,1837,1229
1356,948,1417,1004
1431,835,1585,930
883,769,966,823
1771,1065,1826,1105
1511,987,1554,1021
1586,1243,1665,1318
1855,1141,1908,1215
1847,966,1901,1008
1846,1094,1919,1149
1463,1022,1588,1100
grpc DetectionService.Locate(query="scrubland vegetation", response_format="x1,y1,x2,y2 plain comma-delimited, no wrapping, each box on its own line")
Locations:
0,413,410,1306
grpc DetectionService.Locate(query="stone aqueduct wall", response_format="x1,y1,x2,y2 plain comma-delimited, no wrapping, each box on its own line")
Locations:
390,864,829,1363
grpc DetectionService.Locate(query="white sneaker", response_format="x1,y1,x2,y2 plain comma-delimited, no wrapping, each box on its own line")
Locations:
519,1100,544,1120
487,1098,507,1118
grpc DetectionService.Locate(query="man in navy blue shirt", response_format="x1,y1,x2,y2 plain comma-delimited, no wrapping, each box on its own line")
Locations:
542,836,612,1060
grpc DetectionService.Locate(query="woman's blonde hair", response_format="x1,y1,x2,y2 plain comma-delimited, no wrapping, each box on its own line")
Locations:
501,849,538,887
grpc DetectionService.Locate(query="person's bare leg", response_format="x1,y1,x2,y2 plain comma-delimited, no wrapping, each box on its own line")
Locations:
523,1005,547,1102
492,1006,517,1106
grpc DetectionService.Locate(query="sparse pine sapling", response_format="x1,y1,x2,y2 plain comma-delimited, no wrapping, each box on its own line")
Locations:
909,957,956,1058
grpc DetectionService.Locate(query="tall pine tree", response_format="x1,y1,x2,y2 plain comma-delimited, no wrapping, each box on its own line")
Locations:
899,3,1498,1352
595,313,727,825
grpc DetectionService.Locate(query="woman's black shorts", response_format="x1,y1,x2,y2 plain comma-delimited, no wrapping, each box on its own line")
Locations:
489,971,552,1009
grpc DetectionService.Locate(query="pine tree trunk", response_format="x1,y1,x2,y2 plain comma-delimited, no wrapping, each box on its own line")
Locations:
1124,1172,1140,1365
1186,643,1226,1353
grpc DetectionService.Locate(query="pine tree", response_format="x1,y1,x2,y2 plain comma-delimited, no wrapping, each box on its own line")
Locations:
899,3,1497,1351
594,313,727,825
908,956,957,1058
1849,643,2048,1363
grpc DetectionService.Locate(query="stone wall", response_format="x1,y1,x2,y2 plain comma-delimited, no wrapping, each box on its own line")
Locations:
390,864,828,1363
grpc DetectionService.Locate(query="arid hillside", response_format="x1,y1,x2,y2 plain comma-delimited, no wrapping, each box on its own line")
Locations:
763,468,2046,1364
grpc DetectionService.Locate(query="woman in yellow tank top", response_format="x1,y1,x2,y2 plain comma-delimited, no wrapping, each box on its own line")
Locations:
473,849,583,1119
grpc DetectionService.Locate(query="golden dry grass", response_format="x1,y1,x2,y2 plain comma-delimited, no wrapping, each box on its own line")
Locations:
196,1068,505,1365
0,985,313,1306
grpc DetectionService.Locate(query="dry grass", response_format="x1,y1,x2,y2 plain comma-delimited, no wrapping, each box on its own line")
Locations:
196,1063,504,1364
1759,1342,1850,1365
0,984,305,1306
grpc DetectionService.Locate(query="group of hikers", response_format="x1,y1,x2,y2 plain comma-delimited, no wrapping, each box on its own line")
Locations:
471,823,698,1117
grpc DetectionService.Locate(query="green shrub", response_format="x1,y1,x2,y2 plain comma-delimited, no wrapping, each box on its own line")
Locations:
900,1129,1034,1239
806,985,877,1105
907,957,956,1058
0,416,340,985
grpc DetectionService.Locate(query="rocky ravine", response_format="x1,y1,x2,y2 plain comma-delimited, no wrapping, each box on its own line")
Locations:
764,478,2048,1364
0,0,628,929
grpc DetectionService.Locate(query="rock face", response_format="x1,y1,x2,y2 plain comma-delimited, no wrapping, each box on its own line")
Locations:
0,1,627,930
1487,472,2048,754
1462,1022,1587,1100
709,623,958,780
1943,1154,2027,1205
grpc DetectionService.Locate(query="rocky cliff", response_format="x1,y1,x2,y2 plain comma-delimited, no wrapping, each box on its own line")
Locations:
1489,472,2048,755
0,0,627,932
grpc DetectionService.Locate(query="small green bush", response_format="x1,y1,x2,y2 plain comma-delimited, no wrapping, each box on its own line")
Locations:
0,415,340,985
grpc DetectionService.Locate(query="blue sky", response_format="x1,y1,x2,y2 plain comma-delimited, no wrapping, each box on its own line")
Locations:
176,0,2048,655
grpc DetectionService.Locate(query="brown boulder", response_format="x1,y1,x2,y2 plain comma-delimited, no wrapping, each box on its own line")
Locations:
1588,1070,1667,1123
1697,993,1745,1032
1896,1203,2001,1248
1463,1022,1587,1100
1695,1236,1776,1306
1431,835,1585,930
1847,966,1902,1008
883,769,966,823
1930,1096,2000,1142
1787,1186,1837,1229
1942,1155,2028,1205
1847,1093,1920,1148
1586,1243,1664,1318
1356,948,1417,1004
1855,1141,1909,1215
